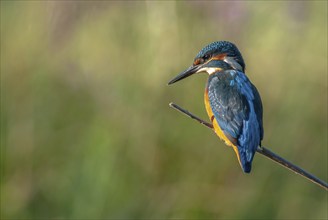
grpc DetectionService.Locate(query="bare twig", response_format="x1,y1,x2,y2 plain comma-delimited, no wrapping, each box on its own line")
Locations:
169,102,328,190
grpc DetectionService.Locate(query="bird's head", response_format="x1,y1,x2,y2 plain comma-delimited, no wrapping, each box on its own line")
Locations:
168,41,245,85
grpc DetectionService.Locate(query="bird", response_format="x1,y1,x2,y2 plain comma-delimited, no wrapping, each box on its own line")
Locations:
168,41,263,173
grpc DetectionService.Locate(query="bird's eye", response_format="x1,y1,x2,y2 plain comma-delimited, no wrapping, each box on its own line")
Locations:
203,54,211,61
193,54,211,66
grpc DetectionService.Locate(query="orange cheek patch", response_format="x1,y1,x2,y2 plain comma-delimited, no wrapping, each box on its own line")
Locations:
212,53,227,61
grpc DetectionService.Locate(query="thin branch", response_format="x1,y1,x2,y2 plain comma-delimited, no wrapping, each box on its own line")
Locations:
169,102,328,191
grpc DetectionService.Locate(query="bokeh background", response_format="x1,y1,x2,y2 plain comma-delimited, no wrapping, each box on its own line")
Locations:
1,1,327,219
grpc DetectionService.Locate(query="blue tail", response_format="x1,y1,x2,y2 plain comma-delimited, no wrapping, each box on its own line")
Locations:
241,162,252,173
238,146,255,173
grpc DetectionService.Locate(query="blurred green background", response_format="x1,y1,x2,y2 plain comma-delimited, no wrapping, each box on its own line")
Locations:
1,1,327,219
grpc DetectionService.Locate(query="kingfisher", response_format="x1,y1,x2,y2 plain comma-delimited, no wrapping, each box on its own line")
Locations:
168,41,263,173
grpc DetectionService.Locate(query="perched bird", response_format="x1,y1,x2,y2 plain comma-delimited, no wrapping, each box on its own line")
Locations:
168,41,263,173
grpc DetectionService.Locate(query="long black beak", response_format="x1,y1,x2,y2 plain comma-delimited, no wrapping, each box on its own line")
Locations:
168,65,202,85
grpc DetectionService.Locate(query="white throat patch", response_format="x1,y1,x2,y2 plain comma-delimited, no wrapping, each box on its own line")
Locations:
196,67,222,75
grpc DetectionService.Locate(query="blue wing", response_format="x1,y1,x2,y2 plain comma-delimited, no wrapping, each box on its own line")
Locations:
207,70,263,172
